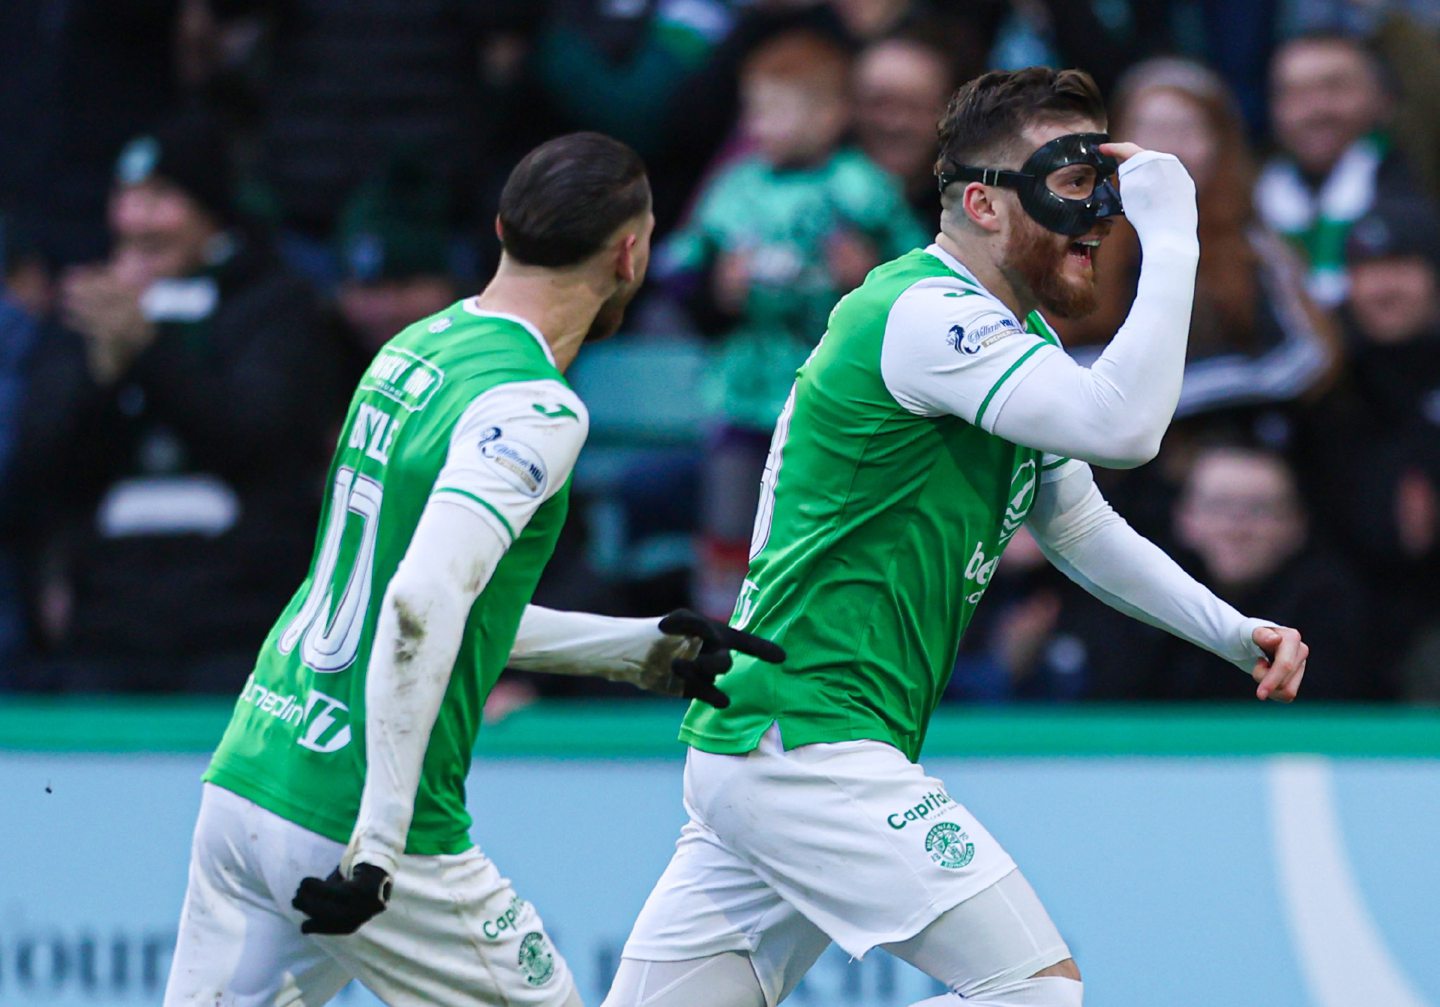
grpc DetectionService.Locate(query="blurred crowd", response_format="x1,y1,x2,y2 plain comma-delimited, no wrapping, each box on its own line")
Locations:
1,0,1438,705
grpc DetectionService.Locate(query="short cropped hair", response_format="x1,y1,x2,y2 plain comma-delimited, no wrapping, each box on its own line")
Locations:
934,67,1107,178
498,132,650,268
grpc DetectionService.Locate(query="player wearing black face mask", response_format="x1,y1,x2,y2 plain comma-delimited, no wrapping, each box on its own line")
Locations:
938,132,1124,237
601,67,1307,1007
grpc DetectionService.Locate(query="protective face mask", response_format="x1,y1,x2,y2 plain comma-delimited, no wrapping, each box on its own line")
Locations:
938,132,1124,237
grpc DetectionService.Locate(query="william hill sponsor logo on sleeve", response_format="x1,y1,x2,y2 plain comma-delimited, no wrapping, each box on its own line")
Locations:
947,317,1018,356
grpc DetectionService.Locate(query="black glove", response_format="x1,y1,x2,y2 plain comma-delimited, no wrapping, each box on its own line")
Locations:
292,863,393,935
657,609,786,709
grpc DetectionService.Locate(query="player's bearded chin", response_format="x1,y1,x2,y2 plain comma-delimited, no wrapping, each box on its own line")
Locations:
1002,212,1100,319
584,282,638,343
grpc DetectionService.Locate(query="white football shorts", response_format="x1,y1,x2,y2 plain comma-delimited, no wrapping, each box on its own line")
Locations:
620,724,1021,1002
163,783,579,1007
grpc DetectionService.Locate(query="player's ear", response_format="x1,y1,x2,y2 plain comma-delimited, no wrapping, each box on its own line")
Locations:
494,216,505,241
615,231,639,284
962,182,1004,233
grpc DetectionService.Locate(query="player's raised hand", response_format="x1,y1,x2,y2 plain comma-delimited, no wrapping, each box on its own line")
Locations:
1097,143,1197,248
1250,625,1308,702
655,609,785,709
292,863,392,935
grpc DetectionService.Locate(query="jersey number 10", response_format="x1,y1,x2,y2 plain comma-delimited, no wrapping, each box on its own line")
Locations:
278,467,384,672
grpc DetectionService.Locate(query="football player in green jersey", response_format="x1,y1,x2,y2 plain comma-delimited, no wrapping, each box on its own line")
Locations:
603,69,1309,1007
163,133,782,1007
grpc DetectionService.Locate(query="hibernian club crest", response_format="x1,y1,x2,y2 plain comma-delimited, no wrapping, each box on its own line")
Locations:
925,821,976,870
518,931,556,986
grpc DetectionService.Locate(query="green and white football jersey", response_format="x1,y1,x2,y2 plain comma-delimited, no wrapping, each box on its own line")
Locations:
681,244,1069,761
207,300,587,855
663,147,928,431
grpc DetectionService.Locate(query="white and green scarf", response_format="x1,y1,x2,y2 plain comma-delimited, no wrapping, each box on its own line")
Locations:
1255,133,1387,307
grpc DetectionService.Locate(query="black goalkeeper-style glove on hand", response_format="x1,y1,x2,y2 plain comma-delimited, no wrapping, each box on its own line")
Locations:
293,863,393,935
657,609,786,710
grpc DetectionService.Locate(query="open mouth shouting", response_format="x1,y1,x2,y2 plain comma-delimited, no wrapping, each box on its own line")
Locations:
1068,236,1101,266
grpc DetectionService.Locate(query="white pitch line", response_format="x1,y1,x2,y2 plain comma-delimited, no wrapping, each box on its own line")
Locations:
1268,756,1431,1007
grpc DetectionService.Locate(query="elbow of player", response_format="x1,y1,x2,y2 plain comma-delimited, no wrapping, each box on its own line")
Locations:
1098,423,1164,469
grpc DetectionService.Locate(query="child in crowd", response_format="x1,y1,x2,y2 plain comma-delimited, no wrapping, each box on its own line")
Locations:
661,29,927,617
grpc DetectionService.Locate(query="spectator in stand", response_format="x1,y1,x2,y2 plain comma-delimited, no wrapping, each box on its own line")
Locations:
660,30,926,618
831,0,1003,63
853,35,957,230
0,1,190,267
512,0,735,238
0,217,54,323
11,112,339,693
1369,5,1440,202
946,528,1085,704
333,155,461,380
1053,58,1340,545
208,0,530,288
632,0,1001,243
973,443,1374,703
1158,444,1372,700
1062,58,1339,418
1296,195,1440,700
948,442,1374,702
1256,32,1432,307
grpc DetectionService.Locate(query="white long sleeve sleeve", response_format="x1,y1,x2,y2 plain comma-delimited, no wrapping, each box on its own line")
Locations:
1026,460,1271,670
880,151,1200,468
345,381,587,877
346,499,506,877
510,607,663,673
509,606,701,692
986,152,1199,466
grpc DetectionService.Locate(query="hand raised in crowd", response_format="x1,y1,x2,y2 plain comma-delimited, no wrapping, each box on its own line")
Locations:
60,266,156,386
996,592,1063,685
825,228,880,292
712,251,753,317
1396,468,1438,559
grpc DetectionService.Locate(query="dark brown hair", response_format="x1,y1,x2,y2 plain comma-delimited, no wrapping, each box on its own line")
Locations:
934,67,1107,178
498,132,650,268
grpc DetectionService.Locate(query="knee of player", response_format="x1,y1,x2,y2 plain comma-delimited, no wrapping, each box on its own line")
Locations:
961,959,1083,1006
1031,957,1081,983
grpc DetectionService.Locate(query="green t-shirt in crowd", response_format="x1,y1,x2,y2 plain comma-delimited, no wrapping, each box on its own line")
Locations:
665,147,929,431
